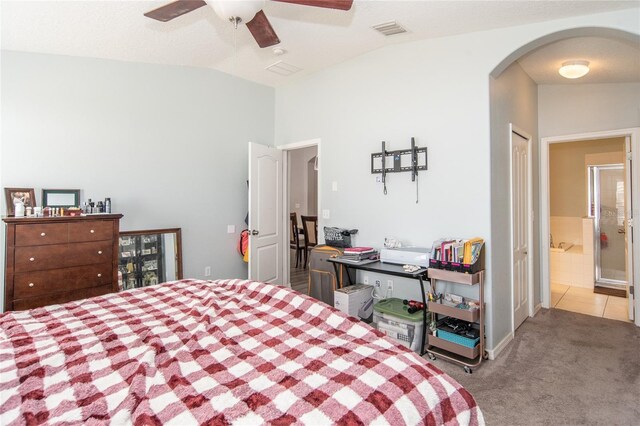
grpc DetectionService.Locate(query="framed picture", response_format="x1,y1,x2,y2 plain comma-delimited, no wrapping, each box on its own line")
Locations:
42,189,80,208
4,188,36,216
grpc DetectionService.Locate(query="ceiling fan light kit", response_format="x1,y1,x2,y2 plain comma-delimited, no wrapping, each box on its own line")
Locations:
559,60,590,79
211,0,265,24
144,0,353,49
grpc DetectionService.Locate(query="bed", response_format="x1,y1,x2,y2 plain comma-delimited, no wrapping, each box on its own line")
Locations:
0,279,483,425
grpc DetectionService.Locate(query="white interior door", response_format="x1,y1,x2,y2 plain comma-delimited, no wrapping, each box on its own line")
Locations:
511,126,531,330
248,142,283,284
625,136,635,320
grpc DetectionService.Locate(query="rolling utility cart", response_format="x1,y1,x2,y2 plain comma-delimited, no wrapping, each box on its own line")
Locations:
426,268,486,373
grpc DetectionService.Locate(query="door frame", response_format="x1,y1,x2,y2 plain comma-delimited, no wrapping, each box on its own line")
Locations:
540,127,640,326
509,124,534,333
277,138,321,287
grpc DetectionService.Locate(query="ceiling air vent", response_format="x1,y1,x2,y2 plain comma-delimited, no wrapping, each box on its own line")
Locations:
266,61,301,76
372,21,407,36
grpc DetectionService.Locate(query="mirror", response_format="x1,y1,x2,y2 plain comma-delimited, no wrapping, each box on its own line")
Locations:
118,228,183,290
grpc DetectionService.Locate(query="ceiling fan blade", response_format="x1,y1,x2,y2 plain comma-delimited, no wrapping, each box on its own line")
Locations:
272,0,353,11
246,10,281,48
144,0,207,22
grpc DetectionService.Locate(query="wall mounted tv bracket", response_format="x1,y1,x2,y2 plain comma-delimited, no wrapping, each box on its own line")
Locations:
371,137,428,202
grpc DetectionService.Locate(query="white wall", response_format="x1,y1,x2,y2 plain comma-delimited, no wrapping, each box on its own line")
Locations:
275,9,639,350
490,61,539,340
1,51,275,307
539,83,640,137
288,145,317,225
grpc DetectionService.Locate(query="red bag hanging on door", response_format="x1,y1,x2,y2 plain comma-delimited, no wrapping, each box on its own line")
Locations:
238,229,249,263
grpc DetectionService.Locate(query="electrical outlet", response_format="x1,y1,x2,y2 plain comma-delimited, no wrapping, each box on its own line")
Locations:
375,279,381,288
205,266,211,277
387,279,394,296
363,275,369,285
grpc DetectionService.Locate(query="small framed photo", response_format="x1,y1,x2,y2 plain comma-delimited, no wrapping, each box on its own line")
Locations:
42,189,80,208
142,249,151,255
4,188,36,216
121,251,131,258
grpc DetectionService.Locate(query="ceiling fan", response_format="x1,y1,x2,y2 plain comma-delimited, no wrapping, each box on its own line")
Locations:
144,0,353,48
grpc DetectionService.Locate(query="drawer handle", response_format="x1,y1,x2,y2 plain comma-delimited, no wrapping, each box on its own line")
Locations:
28,283,34,288
97,273,102,278
90,230,95,234
29,257,35,262
98,251,103,255
40,232,46,237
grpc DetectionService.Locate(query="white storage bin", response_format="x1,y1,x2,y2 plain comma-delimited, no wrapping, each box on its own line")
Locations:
373,310,424,353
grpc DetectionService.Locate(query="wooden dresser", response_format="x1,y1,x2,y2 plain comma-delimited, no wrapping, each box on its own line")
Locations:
3,214,123,311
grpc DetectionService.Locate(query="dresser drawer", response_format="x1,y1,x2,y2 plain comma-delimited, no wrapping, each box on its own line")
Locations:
12,284,113,311
14,241,113,272
15,244,67,272
14,264,113,298
69,220,113,243
15,223,68,247
66,241,113,267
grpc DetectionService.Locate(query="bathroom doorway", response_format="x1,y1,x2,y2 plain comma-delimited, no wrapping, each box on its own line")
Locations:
544,135,632,322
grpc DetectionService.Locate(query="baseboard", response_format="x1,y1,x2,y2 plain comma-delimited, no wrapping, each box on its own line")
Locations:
486,331,514,360
534,303,542,315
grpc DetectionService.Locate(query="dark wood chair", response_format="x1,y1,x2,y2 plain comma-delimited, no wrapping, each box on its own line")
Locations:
300,215,318,269
290,213,304,268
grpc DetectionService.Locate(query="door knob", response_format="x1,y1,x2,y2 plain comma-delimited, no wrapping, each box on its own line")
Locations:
251,230,259,236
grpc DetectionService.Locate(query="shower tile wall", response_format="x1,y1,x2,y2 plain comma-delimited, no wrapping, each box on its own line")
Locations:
550,217,594,288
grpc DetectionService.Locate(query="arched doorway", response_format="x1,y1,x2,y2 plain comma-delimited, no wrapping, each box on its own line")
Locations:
489,27,640,333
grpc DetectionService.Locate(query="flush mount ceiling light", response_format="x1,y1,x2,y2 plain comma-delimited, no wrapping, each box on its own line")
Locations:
559,60,590,79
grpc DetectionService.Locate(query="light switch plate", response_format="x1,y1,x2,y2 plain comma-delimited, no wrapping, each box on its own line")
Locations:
332,181,338,191
227,225,235,234
322,209,330,219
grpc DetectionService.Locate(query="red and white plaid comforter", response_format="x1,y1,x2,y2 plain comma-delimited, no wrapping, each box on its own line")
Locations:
0,279,483,425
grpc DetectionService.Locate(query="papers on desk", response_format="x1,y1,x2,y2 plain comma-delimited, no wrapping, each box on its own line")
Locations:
338,247,380,264
337,257,379,265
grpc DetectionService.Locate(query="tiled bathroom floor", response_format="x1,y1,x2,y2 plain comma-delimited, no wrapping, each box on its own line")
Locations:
551,283,630,322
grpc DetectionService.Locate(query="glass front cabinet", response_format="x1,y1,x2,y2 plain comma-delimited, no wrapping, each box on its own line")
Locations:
118,228,182,290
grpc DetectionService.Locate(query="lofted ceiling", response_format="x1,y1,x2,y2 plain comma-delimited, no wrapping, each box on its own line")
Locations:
2,1,639,87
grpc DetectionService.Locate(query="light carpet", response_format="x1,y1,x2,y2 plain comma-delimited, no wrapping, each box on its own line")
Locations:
430,308,640,425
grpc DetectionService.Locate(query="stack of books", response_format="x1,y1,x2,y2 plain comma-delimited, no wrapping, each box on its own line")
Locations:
340,247,380,263
430,238,484,266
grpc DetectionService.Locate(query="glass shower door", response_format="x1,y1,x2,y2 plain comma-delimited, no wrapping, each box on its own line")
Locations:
590,164,627,288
